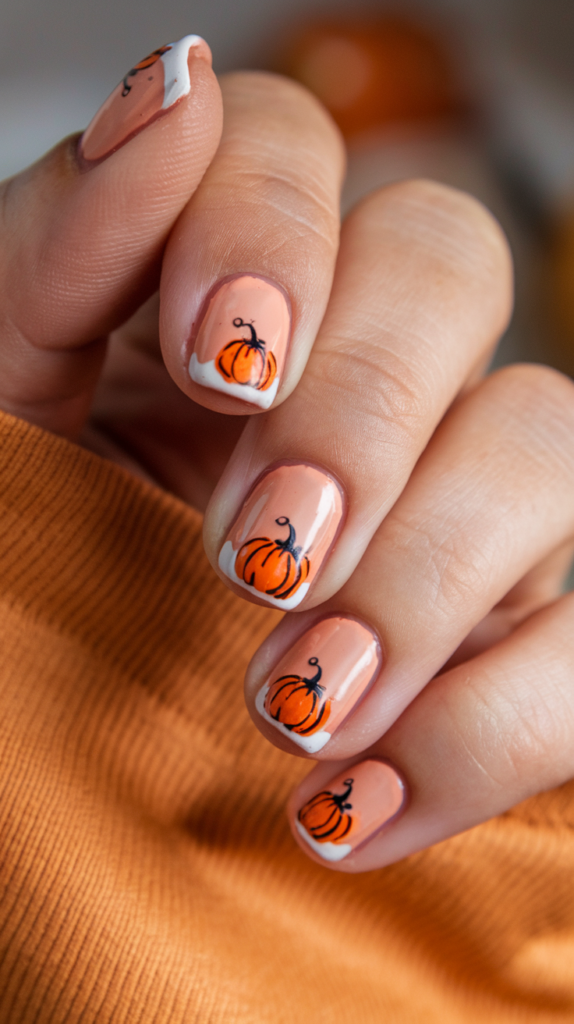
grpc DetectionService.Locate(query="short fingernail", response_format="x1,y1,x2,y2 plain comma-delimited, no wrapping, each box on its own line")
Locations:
219,463,344,609
79,34,211,165
257,616,381,752
295,760,406,862
188,275,291,409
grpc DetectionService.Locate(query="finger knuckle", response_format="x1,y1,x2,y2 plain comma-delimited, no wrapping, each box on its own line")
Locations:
220,70,345,171
360,178,510,271
491,362,574,417
309,341,435,458
463,666,573,788
390,514,492,618
347,178,513,334
486,364,574,480
213,72,344,261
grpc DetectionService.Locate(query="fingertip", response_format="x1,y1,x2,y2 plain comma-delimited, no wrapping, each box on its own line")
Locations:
78,35,220,168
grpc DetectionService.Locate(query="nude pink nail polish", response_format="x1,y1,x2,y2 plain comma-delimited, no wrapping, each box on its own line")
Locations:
79,34,211,165
295,760,406,862
256,616,381,752
219,463,344,610
189,275,291,409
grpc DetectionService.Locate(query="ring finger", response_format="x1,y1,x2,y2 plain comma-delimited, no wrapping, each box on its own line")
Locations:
287,590,574,871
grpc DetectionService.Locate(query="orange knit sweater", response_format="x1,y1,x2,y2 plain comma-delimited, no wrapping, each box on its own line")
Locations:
0,409,573,1023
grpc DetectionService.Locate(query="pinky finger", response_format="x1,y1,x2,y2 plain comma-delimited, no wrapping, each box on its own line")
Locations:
288,590,574,871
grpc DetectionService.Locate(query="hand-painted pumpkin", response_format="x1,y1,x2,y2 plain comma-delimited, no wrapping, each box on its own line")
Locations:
265,657,331,735
122,46,172,96
216,318,277,391
298,778,355,843
235,516,310,600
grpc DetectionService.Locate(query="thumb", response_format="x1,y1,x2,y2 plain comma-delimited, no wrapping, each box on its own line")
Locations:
0,34,222,437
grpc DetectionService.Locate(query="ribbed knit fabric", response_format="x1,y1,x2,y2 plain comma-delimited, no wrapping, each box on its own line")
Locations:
0,409,573,1023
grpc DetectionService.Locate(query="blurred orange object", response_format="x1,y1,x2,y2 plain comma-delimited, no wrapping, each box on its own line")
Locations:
279,18,464,138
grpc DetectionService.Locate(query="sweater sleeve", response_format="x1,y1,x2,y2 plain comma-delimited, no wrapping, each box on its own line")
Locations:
0,409,573,1024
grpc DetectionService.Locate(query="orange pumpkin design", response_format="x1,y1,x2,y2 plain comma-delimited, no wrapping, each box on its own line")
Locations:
216,318,277,392
235,516,310,600
122,45,172,97
265,657,330,735
298,778,355,843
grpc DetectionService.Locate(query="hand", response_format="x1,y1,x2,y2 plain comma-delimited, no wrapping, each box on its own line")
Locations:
1,33,573,884
212,177,574,870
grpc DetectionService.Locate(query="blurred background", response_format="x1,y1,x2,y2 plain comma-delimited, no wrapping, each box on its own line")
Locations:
1,0,574,375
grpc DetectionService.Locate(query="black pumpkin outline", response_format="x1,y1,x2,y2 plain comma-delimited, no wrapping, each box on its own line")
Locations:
216,318,277,391
266,656,331,735
298,778,354,842
122,45,171,97
237,516,310,599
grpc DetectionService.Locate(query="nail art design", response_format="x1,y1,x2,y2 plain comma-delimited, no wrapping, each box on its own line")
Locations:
236,516,310,601
121,45,172,96
219,464,344,610
295,761,405,862
189,275,291,409
79,34,210,165
265,656,329,734
217,319,277,392
256,616,381,752
299,777,355,844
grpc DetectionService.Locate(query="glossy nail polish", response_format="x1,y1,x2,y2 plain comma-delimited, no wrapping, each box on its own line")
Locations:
295,760,405,862
79,34,211,165
189,275,291,409
219,463,344,610
256,616,381,752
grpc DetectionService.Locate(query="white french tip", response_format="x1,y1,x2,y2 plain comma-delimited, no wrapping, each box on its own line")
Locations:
295,819,352,861
189,353,279,409
161,35,207,110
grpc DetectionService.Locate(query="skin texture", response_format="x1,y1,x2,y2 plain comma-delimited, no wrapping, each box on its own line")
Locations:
0,65,574,878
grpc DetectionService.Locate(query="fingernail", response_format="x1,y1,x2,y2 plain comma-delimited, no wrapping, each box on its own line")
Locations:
256,616,381,752
295,760,405,862
189,275,291,409
79,34,211,165
219,463,344,609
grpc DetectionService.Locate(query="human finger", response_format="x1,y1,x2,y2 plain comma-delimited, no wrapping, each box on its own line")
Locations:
204,180,512,611
0,34,222,438
159,71,345,414
287,591,574,870
245,364,574,757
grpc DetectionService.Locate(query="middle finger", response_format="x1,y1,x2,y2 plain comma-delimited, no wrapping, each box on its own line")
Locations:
205,179,513,611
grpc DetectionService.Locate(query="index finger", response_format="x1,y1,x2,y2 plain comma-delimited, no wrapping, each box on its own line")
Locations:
159,72,345,414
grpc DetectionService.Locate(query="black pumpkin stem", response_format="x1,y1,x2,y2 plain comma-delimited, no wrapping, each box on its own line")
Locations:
274,516,302,562
304,657,323,688
233,317,265,352
122,69,137,96
332,778,354,812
